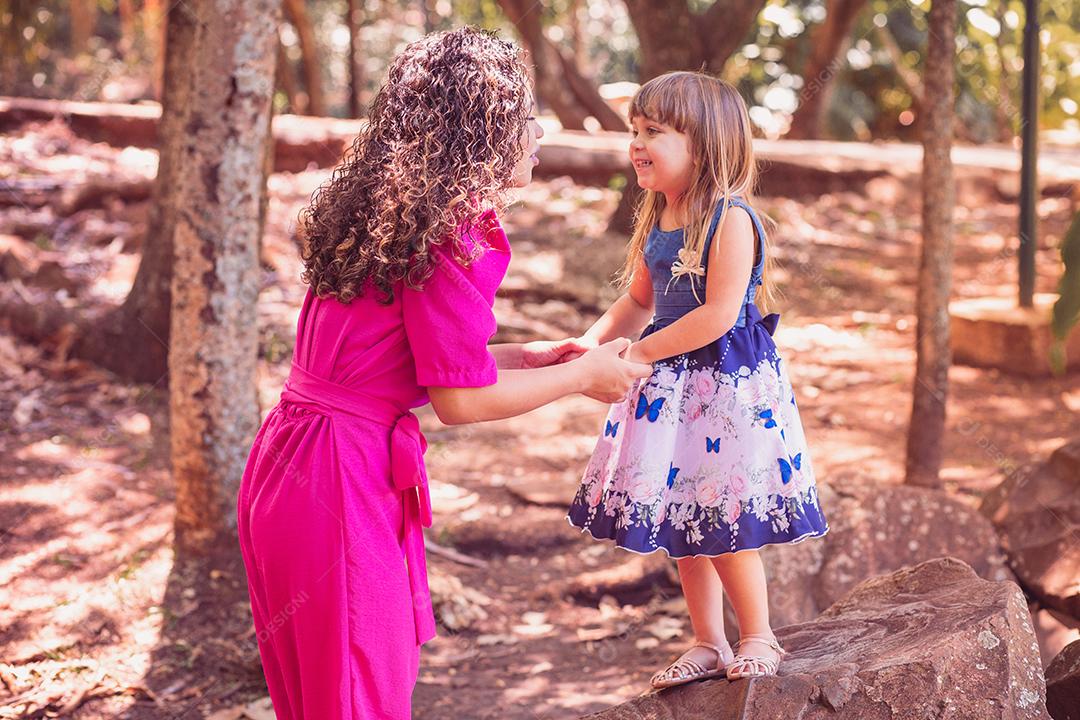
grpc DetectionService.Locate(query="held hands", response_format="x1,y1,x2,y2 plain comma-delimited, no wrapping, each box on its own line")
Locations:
575,338,653,403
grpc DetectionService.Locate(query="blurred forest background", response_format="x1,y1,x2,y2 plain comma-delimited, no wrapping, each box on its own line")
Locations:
2,0,1079,140
1,1,1079,719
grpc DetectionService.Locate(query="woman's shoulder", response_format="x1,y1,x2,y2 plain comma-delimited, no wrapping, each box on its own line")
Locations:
455,208,509,255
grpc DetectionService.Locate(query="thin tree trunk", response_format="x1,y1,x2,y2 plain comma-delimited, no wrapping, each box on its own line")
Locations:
283,0,326,116
117,0,136,61
69,0,98,55
905,0,956,488
347,0,367,118
143,0,168,100
873,22,924,107
170,0,279,554
787,0,867,139
569,0,587,72
277,37,304,114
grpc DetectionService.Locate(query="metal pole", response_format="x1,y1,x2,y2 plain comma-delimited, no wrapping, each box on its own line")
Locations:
1018,0,1039,308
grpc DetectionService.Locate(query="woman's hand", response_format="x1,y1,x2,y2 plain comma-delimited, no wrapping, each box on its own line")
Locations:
552,335,599,364
574,338,653,403
621,341,652,365
521,338,593,368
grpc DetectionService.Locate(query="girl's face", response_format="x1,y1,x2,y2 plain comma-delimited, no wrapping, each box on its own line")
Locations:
511,104,544,188
629,115,694,200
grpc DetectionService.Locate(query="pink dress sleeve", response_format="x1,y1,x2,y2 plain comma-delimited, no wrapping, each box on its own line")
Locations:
402,240,502,388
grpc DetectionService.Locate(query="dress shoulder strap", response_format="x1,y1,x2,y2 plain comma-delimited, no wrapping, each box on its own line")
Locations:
701,197,767,278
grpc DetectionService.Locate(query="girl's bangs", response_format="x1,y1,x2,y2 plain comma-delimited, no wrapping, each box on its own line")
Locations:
628,75,695,132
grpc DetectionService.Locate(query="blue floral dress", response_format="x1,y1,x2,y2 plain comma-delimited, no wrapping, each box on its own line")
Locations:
567,197,829,558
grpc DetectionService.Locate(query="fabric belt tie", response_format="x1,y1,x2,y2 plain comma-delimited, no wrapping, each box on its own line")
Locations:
281,362,437,645
652,302,780,335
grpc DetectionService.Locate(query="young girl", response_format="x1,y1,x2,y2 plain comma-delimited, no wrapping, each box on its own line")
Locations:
567,72,829,686
237,28,651,720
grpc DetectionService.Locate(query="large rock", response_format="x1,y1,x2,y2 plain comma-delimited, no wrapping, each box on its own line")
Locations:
752,483,1012,630
1046,639,1080,720
982,440,1080,618
584,558,1049,720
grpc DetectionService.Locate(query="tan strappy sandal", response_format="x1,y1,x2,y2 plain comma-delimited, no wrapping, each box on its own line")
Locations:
725,632,786,680
650,640,735,689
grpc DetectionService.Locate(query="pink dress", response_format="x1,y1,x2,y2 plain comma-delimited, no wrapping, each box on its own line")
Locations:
236,210,510,719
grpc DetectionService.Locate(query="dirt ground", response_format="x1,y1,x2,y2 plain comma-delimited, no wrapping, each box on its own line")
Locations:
1,122,1078,718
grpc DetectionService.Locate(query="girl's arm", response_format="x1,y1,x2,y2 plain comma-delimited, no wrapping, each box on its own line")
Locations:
626,207,756,364
428,338,653,425
580,259,655,345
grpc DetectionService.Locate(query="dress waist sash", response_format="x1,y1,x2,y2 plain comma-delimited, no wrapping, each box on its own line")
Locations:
281,361,437,645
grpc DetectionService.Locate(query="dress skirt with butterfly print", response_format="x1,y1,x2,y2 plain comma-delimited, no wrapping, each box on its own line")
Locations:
567,198,829,558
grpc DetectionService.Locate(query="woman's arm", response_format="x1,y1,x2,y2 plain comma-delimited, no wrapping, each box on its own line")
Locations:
489,343,525,369
489,338,592,370
578,259,655,346
626,207,755,364
428,338,652,425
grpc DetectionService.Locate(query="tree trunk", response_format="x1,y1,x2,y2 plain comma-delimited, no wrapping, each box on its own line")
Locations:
143,0,168,100
69,0,98,55
283,0,326,116
698,0,769,73
170,0,278,555
497,0,624,132
75,0,199,384
346,0,367,118
607,175,643,236
276,36,303,114
787,0,867,139
621,0,766,81
569,0,587,72
905,0,956,488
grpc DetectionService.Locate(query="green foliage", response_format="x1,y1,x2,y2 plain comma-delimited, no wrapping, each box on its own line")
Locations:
721,0,1079,140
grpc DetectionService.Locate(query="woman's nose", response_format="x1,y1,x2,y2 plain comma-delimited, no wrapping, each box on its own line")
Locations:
535,122,545,139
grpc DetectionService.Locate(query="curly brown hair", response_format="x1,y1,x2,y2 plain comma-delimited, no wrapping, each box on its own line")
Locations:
298,27,532,305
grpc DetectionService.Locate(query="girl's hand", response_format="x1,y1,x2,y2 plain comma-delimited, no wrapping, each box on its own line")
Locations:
521,338,593,369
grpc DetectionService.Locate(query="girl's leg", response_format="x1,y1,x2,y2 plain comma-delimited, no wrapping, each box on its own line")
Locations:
655,557,733,673
710,550,780,668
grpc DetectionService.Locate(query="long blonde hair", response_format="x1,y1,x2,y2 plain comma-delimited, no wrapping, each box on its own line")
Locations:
617,71,775,310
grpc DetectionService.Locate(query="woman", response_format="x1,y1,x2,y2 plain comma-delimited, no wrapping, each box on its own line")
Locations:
236,28,651,720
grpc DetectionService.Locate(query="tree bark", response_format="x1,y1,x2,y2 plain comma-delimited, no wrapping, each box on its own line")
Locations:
346,0,367,118
73,0,199,384
117,0,136,61
622,0,766,81
170,0,278,554
276,36,303,114
283,0,326,116
69,0,99,55
497,0,625,131
905,0,956,488
143,0,168,101
787,0,867,139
